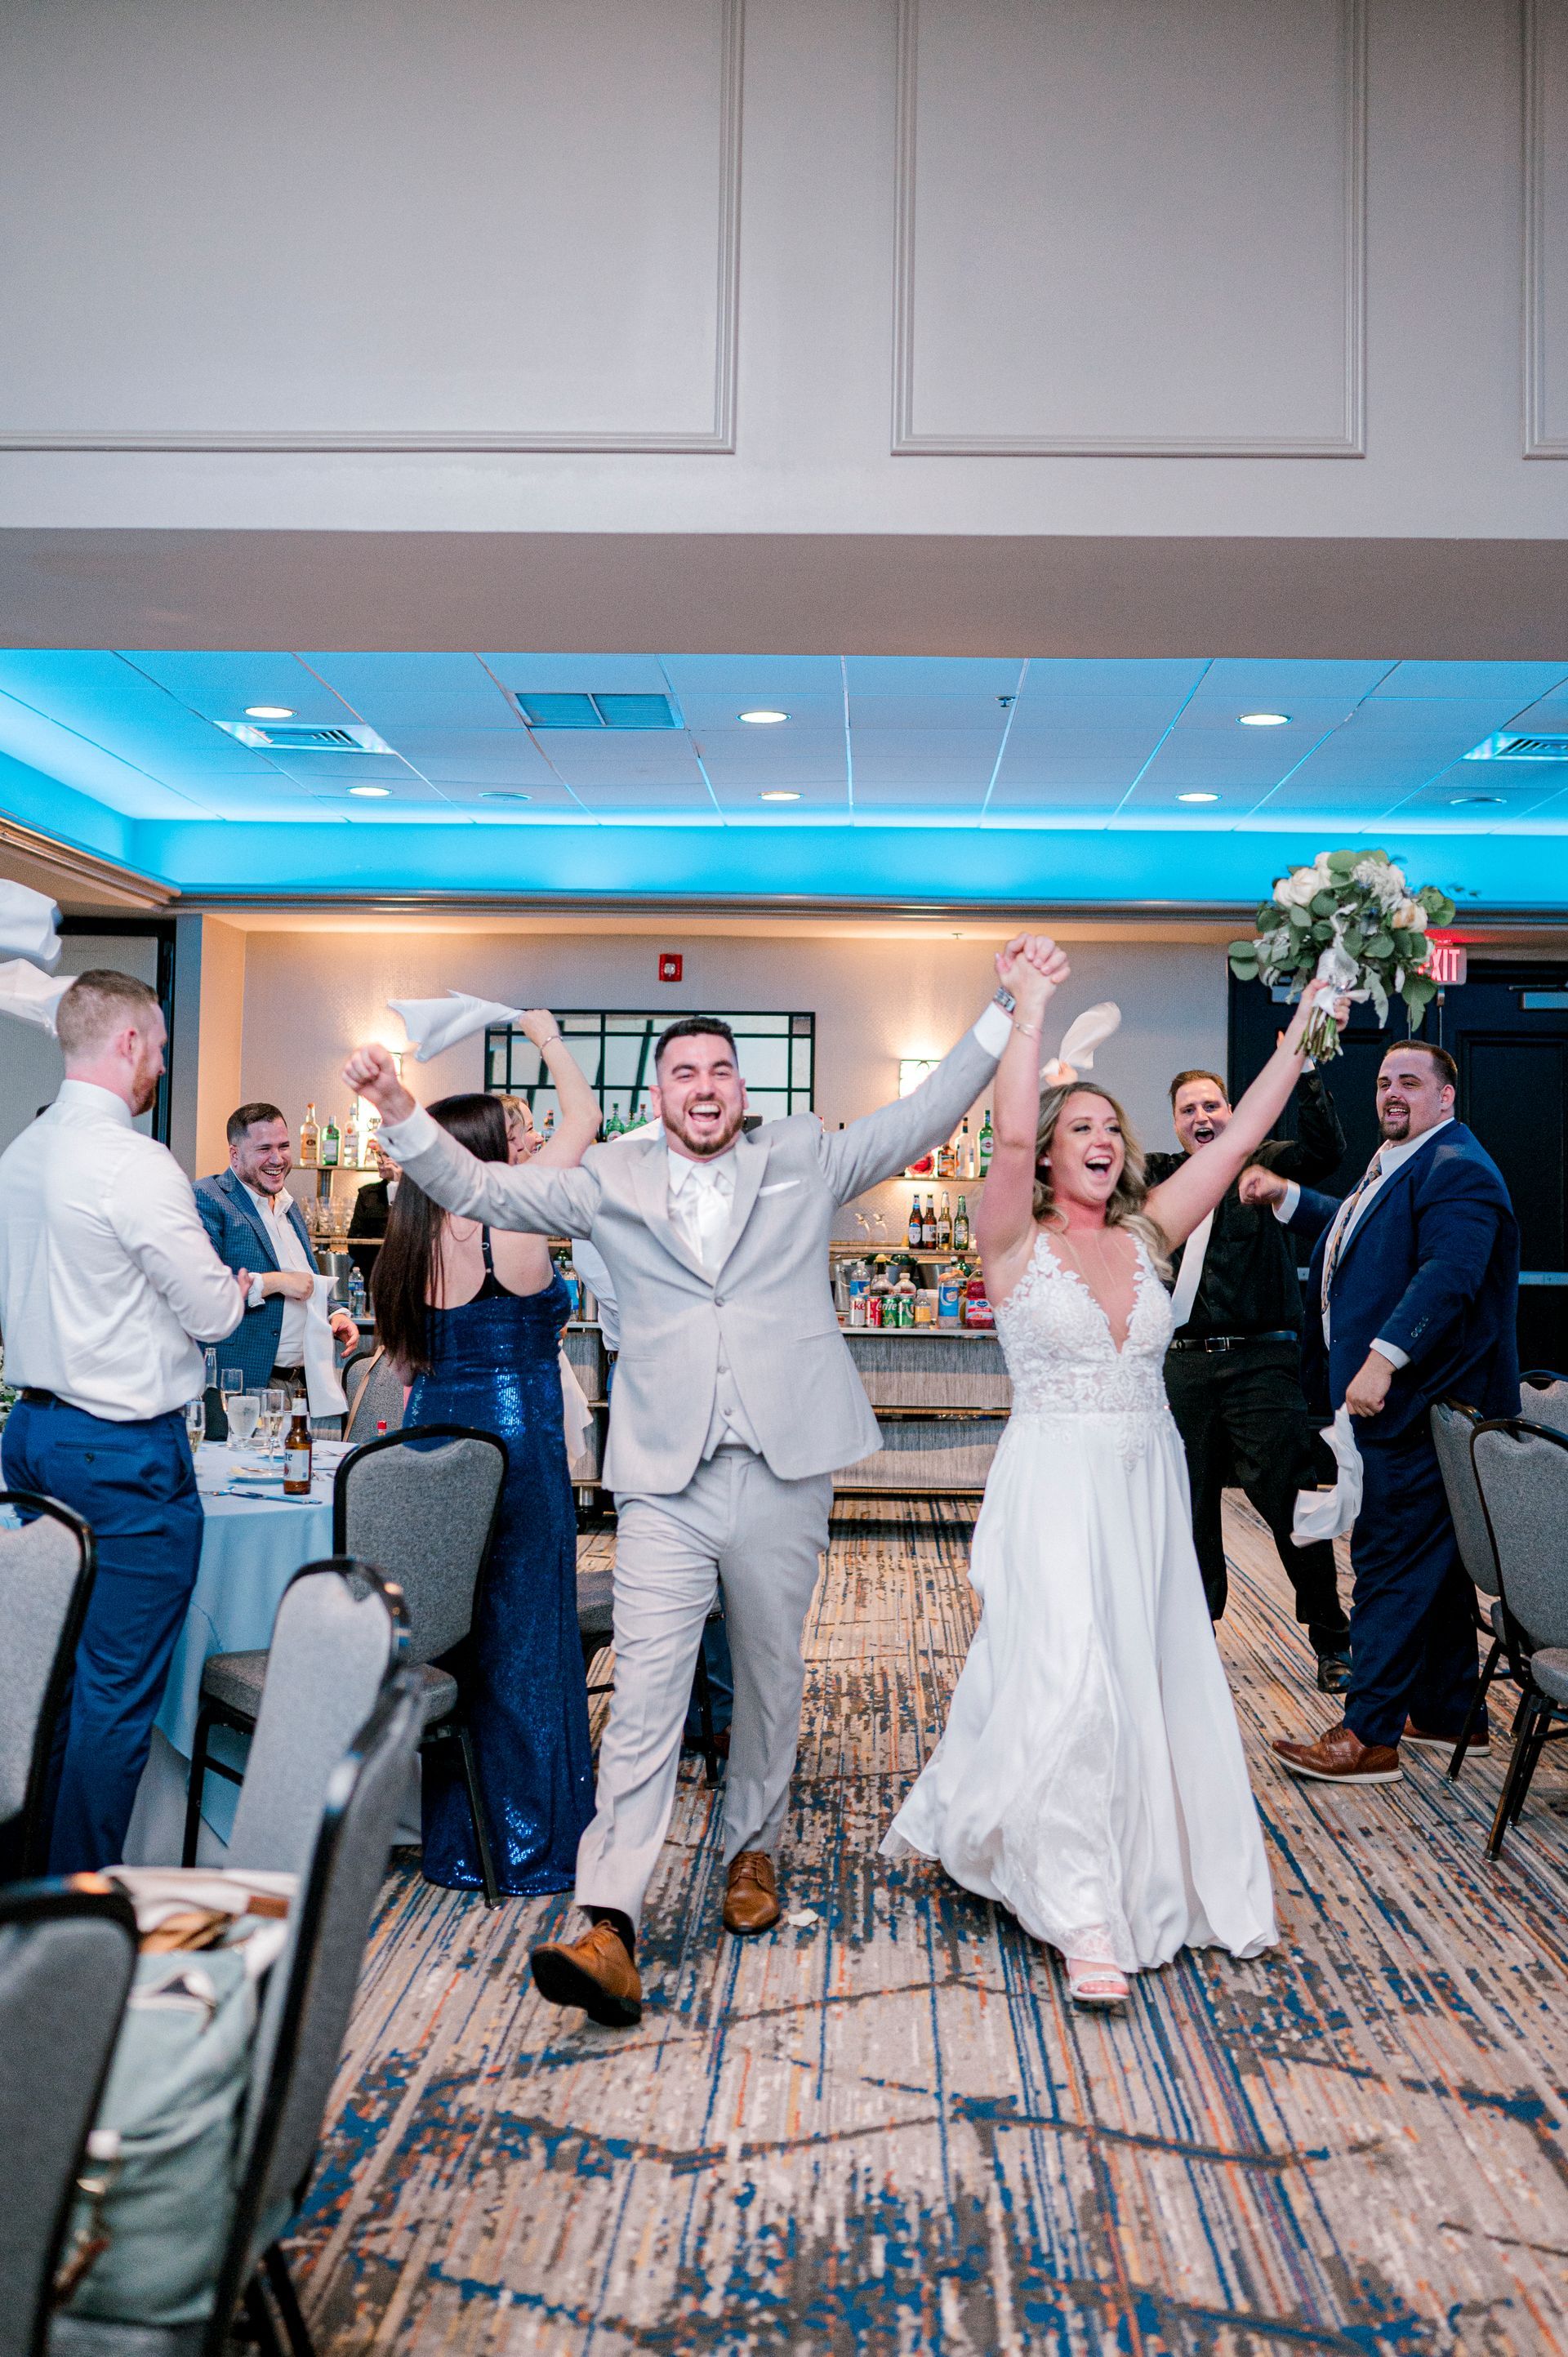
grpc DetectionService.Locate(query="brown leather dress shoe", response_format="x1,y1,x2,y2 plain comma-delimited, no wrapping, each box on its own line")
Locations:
1273,1723,1401,1784
1403,1718,1490,1753
723,1850,781,1935
529,1921,642,2027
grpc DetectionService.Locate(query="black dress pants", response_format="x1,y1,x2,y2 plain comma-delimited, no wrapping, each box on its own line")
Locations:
1163,1339,1348,1652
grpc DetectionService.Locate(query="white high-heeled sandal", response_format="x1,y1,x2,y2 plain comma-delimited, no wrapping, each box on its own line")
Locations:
1066,1955,1129,2007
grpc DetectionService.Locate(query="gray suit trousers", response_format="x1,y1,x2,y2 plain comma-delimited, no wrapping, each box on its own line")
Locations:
575,1447,833,1925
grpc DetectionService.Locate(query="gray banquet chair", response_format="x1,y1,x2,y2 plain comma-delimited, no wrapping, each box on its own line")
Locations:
1430,1402,1514,1779
0,1496,97,1878
0,1879,137,2357
183,1559,408,1875
341,1345,404,1442
1470,1418,1568,1860
1518,1370,1568,1436
51,1671,425,2357
333,1427,508,1904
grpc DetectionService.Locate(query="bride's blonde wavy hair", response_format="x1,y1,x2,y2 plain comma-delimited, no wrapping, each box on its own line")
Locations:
1032,1082,1172,1281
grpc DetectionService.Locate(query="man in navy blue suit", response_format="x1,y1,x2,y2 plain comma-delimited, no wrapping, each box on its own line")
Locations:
1240,1040,1518,1786
195,1104,358,1394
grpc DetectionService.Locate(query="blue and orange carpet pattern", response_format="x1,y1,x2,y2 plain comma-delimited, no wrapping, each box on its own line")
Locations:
292,1499,1568,2352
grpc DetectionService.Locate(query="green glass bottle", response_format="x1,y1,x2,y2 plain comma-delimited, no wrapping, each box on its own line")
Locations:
978,1107,993,1177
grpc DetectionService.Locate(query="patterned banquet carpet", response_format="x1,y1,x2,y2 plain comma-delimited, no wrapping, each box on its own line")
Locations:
291,1498,1568,2355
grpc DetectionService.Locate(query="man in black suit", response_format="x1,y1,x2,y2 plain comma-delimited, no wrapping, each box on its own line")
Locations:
1146,1063,1352,1689
1243,1040,1519,1787
347,1139,400,1287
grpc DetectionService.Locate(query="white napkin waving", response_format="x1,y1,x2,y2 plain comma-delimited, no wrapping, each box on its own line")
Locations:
1042,1001,1120,1088
0,958,74,1033
390,991,525,1063
1292,1406,1362,1544
0,880,60,969
304,1276,349,1419
560,1348,595,1468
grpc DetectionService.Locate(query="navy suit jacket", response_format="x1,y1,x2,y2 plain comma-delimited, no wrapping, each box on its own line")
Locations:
194,1168,317,1390
1289,1120,1519,1447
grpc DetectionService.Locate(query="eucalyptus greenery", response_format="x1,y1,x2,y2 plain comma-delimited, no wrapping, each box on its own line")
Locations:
1228,849,1457,1062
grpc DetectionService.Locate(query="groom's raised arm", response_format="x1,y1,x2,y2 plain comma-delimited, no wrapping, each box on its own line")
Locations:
818,938,1060,1205
344,1044,599,1237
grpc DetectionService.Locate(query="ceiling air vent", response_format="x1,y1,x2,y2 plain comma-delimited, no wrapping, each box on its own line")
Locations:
514,691,679,730
216,720,391,754
1464,731,1568,763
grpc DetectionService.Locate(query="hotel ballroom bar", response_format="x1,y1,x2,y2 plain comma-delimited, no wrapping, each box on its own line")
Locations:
2,3,1568,2350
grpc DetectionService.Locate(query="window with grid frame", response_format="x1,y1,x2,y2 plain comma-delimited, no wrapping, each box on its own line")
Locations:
484,1010,815,1131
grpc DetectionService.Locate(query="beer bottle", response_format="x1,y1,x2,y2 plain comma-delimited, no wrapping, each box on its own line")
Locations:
283,1398,313,1496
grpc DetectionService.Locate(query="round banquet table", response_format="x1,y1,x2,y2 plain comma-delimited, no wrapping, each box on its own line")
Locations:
122,1439,339,1863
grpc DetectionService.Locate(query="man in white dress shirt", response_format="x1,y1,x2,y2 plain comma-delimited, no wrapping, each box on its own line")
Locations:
0,971,250,1870
195,1105,358,1395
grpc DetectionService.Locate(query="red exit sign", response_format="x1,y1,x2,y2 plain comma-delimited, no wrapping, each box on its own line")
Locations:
1423,935,1468,987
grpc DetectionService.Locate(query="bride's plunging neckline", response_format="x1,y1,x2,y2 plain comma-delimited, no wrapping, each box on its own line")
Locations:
1035,1228,1148,1356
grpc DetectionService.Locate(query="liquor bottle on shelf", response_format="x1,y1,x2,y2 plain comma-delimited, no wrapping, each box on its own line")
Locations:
320,1112,341,1169
954,1193,971,1252
300,1103,320,1168
906,1195,923,1250
921,1193,938,1249
542,1109,555,1142
936,1132,958,1182
978,1107,994,1177
957,1116,974,1179
937,1192,953,1251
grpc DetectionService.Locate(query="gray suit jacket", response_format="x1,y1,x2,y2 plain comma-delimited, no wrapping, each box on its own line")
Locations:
381,1011,1007,1494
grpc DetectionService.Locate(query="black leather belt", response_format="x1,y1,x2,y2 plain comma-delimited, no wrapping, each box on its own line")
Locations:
1169,1330,1298,1354
20,1388,58,1404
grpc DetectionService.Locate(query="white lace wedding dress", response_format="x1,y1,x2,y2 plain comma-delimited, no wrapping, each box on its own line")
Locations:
881,1230,1277,1972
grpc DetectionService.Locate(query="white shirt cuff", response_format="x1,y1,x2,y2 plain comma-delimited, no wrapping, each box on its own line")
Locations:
247,1275,266,1308
1370,1337,1410,1369
1272,1179,1301,1223
973,1001,1013,1057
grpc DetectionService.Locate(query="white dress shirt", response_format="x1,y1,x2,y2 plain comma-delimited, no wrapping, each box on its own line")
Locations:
0,1080,245,1421
1274,1116,1454,1367
243,1183,314,1364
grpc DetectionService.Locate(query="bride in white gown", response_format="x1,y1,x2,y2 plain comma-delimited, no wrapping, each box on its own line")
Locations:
883,940,1341,2006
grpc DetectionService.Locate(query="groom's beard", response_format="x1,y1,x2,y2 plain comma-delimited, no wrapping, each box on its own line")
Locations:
1379,1103,1412,1140
662,1101,746,1159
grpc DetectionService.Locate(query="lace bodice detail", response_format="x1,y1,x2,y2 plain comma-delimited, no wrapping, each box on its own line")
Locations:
994,1230,1172,1421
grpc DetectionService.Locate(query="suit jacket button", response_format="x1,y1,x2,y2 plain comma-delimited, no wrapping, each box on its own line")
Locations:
714,1295,724,1307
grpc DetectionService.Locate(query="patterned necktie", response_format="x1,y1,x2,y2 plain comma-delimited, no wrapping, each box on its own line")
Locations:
1321,1147,1383,1311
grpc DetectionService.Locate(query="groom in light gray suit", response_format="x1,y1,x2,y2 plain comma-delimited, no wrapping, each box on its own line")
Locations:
345,938,1045,2025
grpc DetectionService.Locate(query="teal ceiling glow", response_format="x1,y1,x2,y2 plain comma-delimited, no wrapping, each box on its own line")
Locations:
3,650,1568,905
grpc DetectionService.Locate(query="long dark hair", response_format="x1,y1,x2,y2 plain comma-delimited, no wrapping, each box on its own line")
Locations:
372,1093,510,1375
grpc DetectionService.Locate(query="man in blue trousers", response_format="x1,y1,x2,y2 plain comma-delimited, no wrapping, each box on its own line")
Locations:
0,971,250,1870
1241,1040,1518,1786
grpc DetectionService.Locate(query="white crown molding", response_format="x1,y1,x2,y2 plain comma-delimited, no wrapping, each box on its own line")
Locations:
0,0,743,457
1525,0,1568,455
891,0,1366,459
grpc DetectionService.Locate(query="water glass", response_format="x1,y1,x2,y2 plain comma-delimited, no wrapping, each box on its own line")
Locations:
228,1394,261,1448
220,1366,243,1408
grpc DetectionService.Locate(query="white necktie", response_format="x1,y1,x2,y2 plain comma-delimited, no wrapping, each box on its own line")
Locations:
673,1163,731,1267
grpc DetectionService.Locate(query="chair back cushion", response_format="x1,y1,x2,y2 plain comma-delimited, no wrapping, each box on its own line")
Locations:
344,1348,405,1441
1430,1401,1498,1595
1472,1424,1568,1651
0,1887,136,2357
1519,1376,1568,1437
340,1435,505,1663
228,1563,402,1876
0,1513,87,1825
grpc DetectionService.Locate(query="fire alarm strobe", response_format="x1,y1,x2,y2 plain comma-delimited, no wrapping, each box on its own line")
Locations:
659,952,683,982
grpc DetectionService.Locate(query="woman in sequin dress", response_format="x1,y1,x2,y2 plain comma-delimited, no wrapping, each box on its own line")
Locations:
374,1014,601,1896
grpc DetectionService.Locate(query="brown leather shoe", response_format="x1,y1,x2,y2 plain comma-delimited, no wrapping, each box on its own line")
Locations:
1404,1718,1490,1753
723,1850,781,1935
529,1921,642,2027
1273,1723,1401,1784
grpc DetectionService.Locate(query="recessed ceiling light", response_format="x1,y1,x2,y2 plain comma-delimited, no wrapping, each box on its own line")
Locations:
740,709,790,725
479,791,531,802
1178,791,1220,804
243,703,294,720
1238,711,1290,727
1450,794,1504,805
348,784,390,798
759,789,801,801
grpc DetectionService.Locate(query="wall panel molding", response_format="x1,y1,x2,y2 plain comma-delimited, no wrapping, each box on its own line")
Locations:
1526,0,1567,455
892,0,1366,458
0,0,743,457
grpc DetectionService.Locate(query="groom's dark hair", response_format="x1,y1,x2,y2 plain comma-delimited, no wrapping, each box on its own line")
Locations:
654,1015,738,1070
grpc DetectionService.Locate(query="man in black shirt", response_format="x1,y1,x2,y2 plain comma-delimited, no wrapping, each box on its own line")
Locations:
1147,1064,1352,1691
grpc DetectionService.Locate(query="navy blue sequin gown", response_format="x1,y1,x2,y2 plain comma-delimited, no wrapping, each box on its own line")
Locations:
410,1246,593,1895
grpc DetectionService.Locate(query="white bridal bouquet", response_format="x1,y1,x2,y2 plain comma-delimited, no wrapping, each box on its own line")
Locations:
1228,848,1457,1062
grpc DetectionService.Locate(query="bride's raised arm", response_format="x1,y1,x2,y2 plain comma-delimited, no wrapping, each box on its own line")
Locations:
1146,981,1344,1250
973,938,1071,1290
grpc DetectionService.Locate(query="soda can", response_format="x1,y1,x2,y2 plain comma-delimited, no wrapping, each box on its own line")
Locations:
866,1294,884,1327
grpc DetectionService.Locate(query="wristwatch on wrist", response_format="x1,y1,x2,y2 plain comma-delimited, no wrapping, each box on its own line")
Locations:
992,985,1016,1014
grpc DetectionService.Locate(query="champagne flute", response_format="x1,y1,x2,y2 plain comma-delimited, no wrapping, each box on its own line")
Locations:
184,1396,205,1454
228,1394,261,1448
262,1386,288,1467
